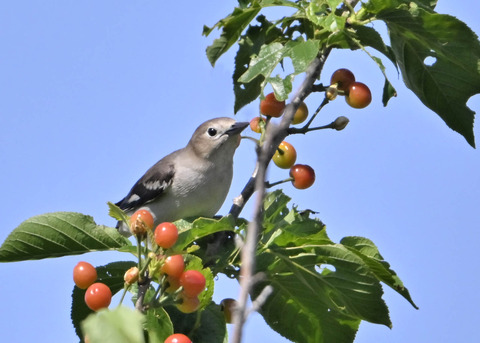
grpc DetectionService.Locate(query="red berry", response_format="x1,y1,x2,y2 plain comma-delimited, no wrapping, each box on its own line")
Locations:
164,333,192,343
154,222,179,249
180,270,206,297
290,164,315,189
130,209,154,236
73,261,97,289
84,282,112,311
330,68,355,91
260,92,286,117
161,255,185,278
272,141,297,169
345,82,372,109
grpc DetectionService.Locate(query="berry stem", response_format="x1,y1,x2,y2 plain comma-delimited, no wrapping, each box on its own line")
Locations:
287,97,330,135
136,236,143,276
265,177,294,188
117,285,130,307
311,83,326,92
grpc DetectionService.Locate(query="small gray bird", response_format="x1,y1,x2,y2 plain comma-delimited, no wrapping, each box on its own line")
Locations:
116,117,248,235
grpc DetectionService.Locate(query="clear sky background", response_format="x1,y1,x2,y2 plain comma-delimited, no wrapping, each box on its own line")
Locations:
1,1,479,342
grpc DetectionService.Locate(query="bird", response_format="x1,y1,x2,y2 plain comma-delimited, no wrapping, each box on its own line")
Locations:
115,117,249,235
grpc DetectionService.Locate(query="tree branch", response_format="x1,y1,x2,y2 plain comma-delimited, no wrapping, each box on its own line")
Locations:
231,48,331,343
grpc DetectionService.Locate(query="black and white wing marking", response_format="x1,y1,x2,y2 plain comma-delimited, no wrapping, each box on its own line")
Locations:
115,158,175,211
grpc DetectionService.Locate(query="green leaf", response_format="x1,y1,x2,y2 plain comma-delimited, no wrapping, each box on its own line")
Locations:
268,74,294,100
205,4,261,66
306,0,346,32
382,77,397,106
107,201,129,224
233,15,282,112
340,236,418,309
237,40,320,101
164,302,228,343
350,25,397,67
173,216,236,253
238,42,285,83
378,7,480,147
0,212,131,262
251,190,417,342
144,308,174,343
285,39,320,74
71,261,137,341
82,307,146,343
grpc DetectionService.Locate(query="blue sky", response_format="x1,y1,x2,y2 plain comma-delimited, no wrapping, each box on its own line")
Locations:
1,1,479,342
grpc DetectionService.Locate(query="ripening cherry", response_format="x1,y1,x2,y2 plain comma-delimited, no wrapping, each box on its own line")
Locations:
345,82,372,109
330,68,355,91
176,294,201,313
250,117,265,133
84,282,112,311
73,261,97,289
291,102,309,125
272,141,297,169
130,209,154,236
260,92,286,117
164,333,192,343
179,270,206,297
154,222,179,249
124,266,139,285
161,255,185,278
220,298,238,324
290,164,315,189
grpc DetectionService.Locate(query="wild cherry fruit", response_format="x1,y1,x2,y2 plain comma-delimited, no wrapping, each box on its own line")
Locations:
250,117,265,133
161,255,185,278
154,222,179,249
130,209,154,237
272,141,297,169
73,261,97,289
291,102,309,124
164,333,192,343
330,68,355,91
345,82,372,109
290,164,315,189
124,266,139,285
260,92,286,117
180,270,206,297
85,282,112,311
176,294,200,313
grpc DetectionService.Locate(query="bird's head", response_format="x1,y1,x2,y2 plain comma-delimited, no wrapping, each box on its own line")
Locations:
188,117,248,160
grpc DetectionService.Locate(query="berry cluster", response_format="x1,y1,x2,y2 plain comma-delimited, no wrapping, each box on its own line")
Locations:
250,92,316,190
329,68,372,108
73,261,112,311
248,68,371,191
74,209,207,342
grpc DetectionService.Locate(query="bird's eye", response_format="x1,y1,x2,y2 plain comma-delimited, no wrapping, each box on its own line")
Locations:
207,128,217,136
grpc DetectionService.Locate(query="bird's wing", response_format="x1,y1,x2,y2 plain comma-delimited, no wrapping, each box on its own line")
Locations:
115,155,176,211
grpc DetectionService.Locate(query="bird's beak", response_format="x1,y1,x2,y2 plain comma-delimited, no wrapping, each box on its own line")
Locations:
225,121,249,136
